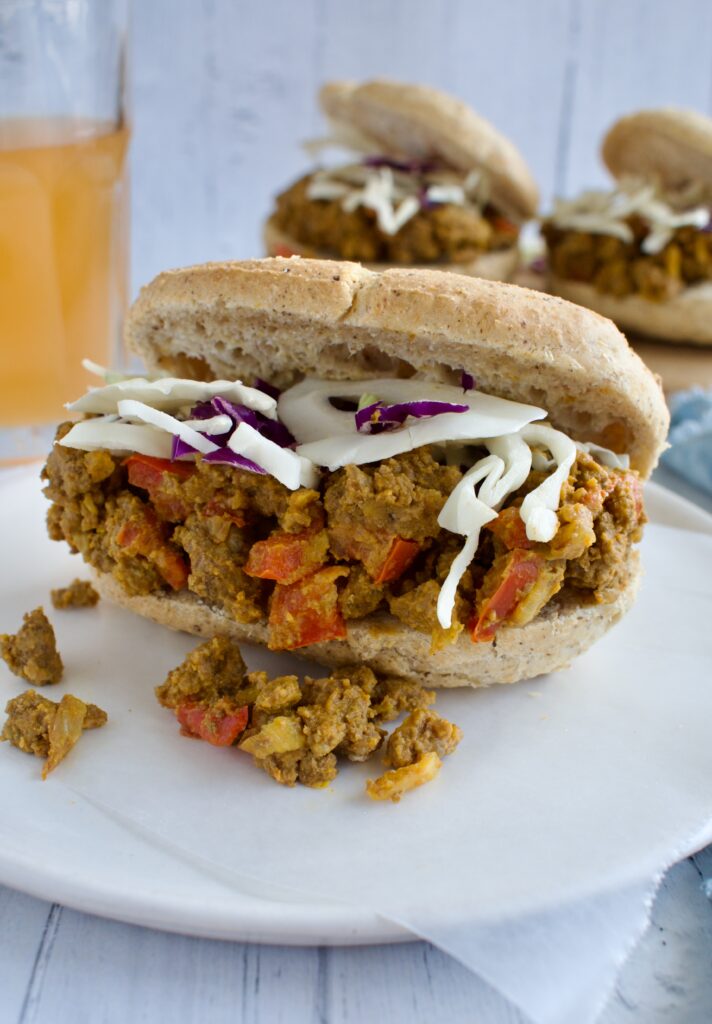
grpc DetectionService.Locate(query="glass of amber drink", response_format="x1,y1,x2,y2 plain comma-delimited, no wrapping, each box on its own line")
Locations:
0,0,129,463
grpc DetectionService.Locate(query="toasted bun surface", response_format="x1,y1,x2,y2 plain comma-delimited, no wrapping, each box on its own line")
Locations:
319,79,539,220
548,275,712,347
93,559,640,690
263,216,521,282
602,107,712,193
127,257,668,477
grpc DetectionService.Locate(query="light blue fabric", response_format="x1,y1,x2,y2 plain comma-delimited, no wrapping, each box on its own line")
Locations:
660,388,712,497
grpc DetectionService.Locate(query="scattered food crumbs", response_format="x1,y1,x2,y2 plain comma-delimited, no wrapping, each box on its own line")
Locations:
0,607,63,685
1,689,107,779
155,637,460,800
527,691,542,698
51,579,99,609
366,752,442,802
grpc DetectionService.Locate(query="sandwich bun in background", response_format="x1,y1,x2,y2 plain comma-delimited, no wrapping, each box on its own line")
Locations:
264,79,538,283
546,107,712,347
85,256,669,690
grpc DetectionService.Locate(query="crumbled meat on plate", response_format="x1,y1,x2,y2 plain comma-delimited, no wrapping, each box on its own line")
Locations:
1,689,107,779
0,607,63,685
51,579,99,609
155,642,460,799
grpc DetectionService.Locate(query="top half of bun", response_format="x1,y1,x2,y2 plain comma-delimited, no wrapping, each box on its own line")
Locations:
127,257,669,478
318,79,539,221
602,107,712,193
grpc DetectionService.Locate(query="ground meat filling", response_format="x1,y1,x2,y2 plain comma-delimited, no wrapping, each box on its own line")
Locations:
43,432,644,652
51,579,99,609
0,607,63,685
1,690,107,778
542,218,712,301
273,172,519,265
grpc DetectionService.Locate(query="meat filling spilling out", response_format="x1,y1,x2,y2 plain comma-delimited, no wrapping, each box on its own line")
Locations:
272,172,519,265
542,219,712,301
43,425,644,654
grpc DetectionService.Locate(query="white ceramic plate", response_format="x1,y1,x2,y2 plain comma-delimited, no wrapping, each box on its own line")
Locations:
0,469,710,945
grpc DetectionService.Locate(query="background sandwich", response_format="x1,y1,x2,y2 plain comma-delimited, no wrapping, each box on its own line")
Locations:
264,79,538,281
43,258,668,689
543,107,712,345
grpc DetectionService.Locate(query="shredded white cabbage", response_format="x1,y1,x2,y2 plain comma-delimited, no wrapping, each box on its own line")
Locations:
227,423,318,490
68,377,277,418
306,164,491,236
550,177,710,255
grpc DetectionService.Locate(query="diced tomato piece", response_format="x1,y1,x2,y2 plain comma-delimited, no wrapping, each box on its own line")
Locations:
470,549,543,643
116,506,189,591
490,214,519,237
176,702,249,746
125,454,195,521
125,454,195,488
202,497,248,527
485,507,532,550
268,566,348,650
273,243,296,257
373,537,420,584
115,507,164,553
245,526,328,585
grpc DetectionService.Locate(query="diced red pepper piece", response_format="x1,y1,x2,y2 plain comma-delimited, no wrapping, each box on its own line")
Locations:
373,537,420,584
125,454,195,521
485,507,533,551
273,243,297,257
245,526,328,585
176,702,249,746
116,506,189,591
470,549,543,643
268,566,348,650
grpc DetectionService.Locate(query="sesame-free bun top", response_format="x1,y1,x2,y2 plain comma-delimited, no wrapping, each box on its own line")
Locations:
127,257,669,477
602,107,712,193
318,79,539,221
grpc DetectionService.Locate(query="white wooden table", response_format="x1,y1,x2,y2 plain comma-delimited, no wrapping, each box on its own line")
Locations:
1,466,711,1023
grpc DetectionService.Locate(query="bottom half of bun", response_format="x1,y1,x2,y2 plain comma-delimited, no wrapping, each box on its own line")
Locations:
92,555,640,689
548,275,712,346
263,216,521,283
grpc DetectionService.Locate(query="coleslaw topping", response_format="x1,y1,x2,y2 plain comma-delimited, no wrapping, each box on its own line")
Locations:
550,177,711,255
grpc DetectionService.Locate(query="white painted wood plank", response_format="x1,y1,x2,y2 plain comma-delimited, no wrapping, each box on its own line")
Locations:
563,0,712,198
0,887,56,1024
21,907,322,1024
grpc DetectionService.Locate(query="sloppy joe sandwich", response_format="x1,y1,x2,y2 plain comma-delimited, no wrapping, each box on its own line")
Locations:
43,257,668,689
264,79,538,281
543,107,712,345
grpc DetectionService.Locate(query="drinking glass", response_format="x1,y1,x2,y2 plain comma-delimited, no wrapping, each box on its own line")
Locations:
0,0,129,463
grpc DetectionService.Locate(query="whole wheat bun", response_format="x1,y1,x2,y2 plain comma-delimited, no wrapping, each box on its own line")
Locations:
548,276,712,347
128,257,668,477
263,215,521,282
602,107,712,193
116,257,666,688
319,80,539,221
93,559,640,690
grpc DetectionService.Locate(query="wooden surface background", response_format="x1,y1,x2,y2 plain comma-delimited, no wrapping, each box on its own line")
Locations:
128,0,712,296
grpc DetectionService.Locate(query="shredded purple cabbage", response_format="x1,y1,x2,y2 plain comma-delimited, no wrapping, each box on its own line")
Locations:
253,377,281,400
355,399,469,435
202,449,267,473
363,155,439,175
170,393,293,473
460,371,475,393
